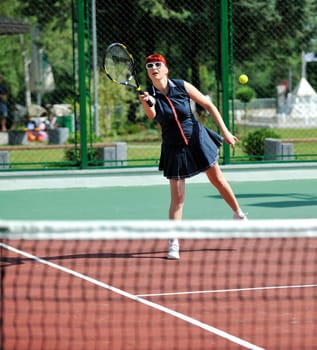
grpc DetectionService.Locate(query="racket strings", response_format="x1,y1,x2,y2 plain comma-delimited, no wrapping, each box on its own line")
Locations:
106,47,134,84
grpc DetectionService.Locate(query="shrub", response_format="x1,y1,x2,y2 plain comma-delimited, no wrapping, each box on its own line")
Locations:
64,133,103,165
235,86,256,104
242,128,280,160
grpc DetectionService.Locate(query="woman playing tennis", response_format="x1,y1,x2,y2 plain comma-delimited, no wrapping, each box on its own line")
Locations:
139,54,247,260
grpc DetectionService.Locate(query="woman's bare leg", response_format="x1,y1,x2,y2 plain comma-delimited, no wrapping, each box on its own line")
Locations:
167,179,185,259
169,178,186,220
205,163,241,212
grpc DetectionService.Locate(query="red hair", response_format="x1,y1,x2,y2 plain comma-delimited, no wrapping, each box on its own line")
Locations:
145,54,167,66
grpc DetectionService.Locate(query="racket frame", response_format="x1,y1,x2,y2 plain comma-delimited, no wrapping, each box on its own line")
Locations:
103,43,153,106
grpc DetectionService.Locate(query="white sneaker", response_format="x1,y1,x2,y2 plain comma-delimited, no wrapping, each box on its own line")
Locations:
167,239,180,260
233,211,248,220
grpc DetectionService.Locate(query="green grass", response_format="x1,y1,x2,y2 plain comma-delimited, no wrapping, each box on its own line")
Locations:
231,126,317,161
3,126,317,169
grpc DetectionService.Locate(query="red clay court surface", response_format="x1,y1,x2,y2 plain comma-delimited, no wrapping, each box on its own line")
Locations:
1,236,316,350
1,165,317,349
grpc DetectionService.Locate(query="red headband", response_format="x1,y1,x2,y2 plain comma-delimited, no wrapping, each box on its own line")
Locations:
145,54,167,66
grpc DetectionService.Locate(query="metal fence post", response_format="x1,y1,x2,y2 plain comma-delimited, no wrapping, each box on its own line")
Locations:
220,0,231,164
77,0,88,169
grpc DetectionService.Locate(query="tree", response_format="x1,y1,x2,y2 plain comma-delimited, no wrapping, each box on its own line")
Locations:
233,0,317,96
235,86,256,119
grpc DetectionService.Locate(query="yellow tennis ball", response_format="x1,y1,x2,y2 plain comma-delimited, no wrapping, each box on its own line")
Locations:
239,74,248,84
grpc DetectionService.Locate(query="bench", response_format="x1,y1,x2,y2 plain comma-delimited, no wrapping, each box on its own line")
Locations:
264,138,317,161
0,142,127,169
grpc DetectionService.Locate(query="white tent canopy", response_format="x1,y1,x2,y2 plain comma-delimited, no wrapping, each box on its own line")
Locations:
278,77,317,126
292,77,317,97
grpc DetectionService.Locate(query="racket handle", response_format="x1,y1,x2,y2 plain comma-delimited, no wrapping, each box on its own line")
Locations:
146,99,154,107
139,90,154,107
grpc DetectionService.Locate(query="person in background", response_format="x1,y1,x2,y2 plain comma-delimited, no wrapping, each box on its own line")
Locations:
0,75,9,132
139,54,247,260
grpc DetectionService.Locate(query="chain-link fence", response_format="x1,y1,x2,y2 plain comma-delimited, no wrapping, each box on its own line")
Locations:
0,0,79,170
231,0,317,162
1,0,316,171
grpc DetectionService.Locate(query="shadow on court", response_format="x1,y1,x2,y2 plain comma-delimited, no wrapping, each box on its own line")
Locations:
208,192,317,208
0,247,236,267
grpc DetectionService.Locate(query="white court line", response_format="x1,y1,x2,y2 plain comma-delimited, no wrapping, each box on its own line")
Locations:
137,284,317,298
0,242,265,350
1,163,317,191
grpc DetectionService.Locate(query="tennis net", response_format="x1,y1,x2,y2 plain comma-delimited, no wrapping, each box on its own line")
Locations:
1,219,316,350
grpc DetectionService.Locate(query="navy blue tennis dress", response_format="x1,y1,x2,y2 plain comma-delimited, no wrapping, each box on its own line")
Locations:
150,79,223,179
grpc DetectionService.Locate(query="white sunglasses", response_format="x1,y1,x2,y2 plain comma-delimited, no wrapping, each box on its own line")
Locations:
145,62,163,69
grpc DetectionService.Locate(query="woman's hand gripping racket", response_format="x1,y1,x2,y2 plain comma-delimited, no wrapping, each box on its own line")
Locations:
103,42,153,107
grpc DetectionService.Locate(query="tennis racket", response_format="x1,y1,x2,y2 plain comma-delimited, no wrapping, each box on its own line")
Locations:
103,42,153,107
